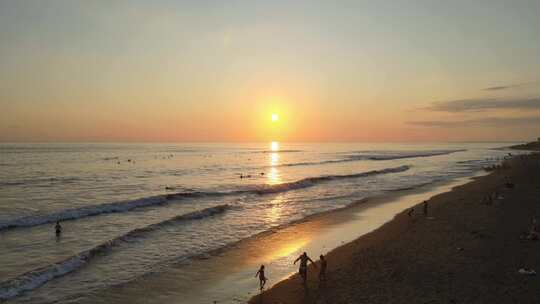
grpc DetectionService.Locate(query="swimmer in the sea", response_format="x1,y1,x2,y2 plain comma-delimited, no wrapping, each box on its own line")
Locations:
54,221,62,236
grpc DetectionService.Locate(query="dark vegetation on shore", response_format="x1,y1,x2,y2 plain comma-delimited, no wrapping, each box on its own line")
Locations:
510,139,540,151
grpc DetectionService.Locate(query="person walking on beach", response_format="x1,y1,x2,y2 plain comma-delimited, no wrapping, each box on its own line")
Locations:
255,265,267,290
319,254,327,282
423,200,429,217
54,221,62,236
294,252,316,285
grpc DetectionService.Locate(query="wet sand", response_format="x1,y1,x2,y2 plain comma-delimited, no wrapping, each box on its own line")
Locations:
250,154,540,304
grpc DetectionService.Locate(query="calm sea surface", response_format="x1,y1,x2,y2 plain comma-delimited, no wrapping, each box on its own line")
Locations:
0,142,518,302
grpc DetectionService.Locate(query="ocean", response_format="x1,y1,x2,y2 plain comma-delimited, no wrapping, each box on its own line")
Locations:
0,142,518,303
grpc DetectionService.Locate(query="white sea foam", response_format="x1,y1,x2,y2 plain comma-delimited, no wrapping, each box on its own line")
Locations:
0,204,229,301
255,165,410,194
0,166,410,231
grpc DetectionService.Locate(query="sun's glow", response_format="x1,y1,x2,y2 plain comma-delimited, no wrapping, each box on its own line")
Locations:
269,236,309,260
271,113,279,122
267,143,281,184
267,166,281,185
270,152,279,165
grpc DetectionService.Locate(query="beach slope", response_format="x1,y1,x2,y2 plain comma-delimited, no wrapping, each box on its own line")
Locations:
250,154,540,304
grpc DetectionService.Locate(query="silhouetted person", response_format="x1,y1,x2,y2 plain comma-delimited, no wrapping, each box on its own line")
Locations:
407,207,415,217
423,200,429,216
482,194,493,205
505,176,515,188
319,254,327,282
528,216,540,240
294,252,316,285
55,221,62,236
255,265,267,290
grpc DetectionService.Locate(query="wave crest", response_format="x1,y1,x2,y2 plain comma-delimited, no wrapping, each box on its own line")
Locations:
277,150,465,168
0,205,229,301
0,164,412,232
0,196,168,231
255,165,410,194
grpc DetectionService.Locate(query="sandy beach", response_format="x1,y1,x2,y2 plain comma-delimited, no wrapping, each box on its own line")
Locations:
250,153,540,304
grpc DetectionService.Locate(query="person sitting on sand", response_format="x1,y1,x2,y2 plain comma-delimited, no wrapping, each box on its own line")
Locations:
504,177,515,189
527,216,540,240
519,216,540,241
483,194,493,205
525,228,540,241
255,265,267,290
54,221,62,236
294,252,316,285
407,207,415,217
319,254,327,282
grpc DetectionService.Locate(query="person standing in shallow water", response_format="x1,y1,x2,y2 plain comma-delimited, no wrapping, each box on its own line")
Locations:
294,252,316,285
255,265,267,290
54,221,62,236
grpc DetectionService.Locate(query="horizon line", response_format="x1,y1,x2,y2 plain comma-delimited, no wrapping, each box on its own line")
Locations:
0,140,526,144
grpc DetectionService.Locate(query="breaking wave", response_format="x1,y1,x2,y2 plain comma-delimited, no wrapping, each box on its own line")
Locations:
0,176,82,188
0,165,410,232
0,196,169,231
277,150,465,167
254,165,410,194
0,205,229,301
348,149,466,161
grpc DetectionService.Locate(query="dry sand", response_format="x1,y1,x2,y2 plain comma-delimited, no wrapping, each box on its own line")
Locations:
250,154,540,304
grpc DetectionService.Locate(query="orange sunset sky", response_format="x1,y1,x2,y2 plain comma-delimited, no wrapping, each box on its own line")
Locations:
1,1,540,142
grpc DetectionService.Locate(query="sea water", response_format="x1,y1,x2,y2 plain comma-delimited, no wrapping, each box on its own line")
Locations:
0,142,519,302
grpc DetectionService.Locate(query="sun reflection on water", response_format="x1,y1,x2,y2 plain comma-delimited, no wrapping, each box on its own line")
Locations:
270,152,279,166
267,196,285,225
267,167,281,185
270,236,309,260
266,141,282,184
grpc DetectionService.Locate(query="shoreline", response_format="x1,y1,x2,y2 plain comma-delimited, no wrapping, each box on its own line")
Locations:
249,153,540,304
80,164,491,304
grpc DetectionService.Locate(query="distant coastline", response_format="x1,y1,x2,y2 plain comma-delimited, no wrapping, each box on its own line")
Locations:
510,138,540,151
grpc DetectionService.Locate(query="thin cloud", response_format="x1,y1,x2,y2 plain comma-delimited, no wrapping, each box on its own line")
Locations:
408,116,540,128
427,98,540,112
482,82,537,91
483,85,519,91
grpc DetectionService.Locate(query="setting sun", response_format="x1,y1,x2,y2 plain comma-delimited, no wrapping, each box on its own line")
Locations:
271,113,279,122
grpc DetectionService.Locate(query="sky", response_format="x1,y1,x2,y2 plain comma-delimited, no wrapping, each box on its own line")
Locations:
1,0,540,142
